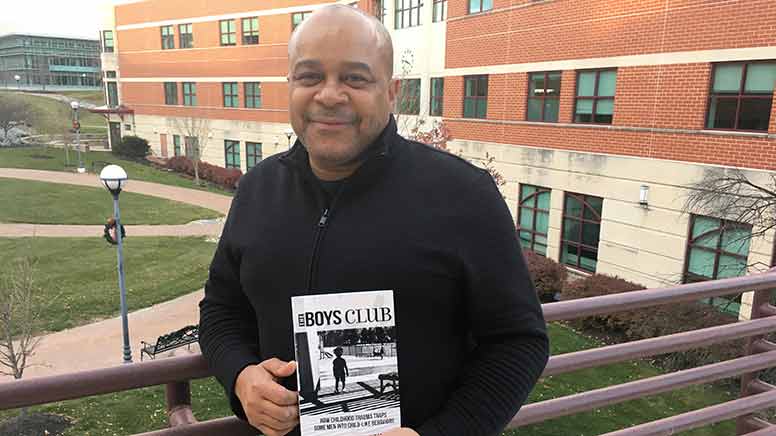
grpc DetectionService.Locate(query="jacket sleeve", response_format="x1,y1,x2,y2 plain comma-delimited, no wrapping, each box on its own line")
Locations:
198,189,262,421
417,172,550,436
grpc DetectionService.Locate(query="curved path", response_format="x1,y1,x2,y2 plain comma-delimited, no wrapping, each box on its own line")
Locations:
0,168,231,237
0,168,233,382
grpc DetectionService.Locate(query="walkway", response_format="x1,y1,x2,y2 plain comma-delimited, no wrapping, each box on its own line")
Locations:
0,168,234,382
0,168,232,237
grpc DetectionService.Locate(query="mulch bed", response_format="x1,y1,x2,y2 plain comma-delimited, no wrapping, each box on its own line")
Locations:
0,412,72,436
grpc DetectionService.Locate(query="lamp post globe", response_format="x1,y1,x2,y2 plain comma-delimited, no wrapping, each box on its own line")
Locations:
13,74,20,89
99,164,132,364
284,127,294,149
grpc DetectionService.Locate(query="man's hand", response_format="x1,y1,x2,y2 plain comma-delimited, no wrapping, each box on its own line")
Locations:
381,428,420,436
235,358,299,436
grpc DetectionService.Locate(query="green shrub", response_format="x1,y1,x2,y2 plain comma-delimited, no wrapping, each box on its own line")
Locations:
522,250,567,302
113,135,150,158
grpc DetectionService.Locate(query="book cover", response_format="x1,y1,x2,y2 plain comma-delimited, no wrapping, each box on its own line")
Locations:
292,290,401,436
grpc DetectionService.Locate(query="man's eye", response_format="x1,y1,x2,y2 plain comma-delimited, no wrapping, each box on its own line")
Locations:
345,75,367,84
296,73,321,84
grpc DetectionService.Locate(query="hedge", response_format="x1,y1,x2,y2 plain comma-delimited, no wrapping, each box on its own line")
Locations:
166,156,242,191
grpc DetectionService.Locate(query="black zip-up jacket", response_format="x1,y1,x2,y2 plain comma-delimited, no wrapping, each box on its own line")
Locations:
199,116,549,436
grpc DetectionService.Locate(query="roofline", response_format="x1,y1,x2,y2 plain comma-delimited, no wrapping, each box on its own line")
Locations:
0,33,99,42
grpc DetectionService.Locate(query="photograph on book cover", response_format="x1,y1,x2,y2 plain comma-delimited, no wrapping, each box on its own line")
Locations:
293,290,401,436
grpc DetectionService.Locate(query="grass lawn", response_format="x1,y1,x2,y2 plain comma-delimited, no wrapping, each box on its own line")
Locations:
0,91,106,135
0,146,234,196
57,90,106,106
0,324,740,435
0,237,216,334
0,178,221,225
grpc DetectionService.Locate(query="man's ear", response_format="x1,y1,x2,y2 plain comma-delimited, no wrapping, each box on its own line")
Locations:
387,79,399,108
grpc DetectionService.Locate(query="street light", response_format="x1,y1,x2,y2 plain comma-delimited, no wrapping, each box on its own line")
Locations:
13,74,20,90
70,101,85,173
99,164,132,364
81,73,87,87
284,127,294,150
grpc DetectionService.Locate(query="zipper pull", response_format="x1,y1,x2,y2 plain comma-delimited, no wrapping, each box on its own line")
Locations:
318,209,329,227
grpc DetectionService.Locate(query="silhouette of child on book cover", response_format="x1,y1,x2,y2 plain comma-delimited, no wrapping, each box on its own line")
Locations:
333,346,349,394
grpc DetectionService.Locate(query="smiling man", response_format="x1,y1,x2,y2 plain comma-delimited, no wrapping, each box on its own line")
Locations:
199,5,548,436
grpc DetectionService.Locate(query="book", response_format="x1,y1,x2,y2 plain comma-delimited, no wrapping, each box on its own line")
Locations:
292,290,401,436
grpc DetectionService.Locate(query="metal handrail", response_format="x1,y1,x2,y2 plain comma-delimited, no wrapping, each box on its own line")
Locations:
2,270,776,435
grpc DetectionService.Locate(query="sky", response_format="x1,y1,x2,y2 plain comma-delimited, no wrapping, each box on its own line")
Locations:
0,0,132,40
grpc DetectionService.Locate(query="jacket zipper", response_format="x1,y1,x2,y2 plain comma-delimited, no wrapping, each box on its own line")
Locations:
306,208,330,291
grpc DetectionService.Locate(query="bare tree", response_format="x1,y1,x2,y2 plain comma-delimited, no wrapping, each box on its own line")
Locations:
168,117,213,185
0,93,31,144
684,167,776,240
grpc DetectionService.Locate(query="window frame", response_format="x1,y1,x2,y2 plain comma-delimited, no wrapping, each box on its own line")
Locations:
182,82,197,106
246,141,262,170
560,192,603,273
160,25,175,50
223,82,239,108
468,0,493,14
517,185,551,256
224,140,241,169
173,135,181,157
573,68,617,125
102,31,114,53
242,17,259,45
429,77,444,117
374,0,387,23
705,61,776,132
395,0,424,29
396,79,421,115
164,82,178,105
527,71,562,123
433,0,447,22
244,82,262,109
106,82,119,107
219,19,237,46
292,12,313,30
463,75,488,119
178,23,193,49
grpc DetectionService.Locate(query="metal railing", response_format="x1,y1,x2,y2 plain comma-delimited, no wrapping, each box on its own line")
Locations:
3,270,776,435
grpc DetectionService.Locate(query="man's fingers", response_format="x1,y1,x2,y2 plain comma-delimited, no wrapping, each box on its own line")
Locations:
261,380,299,406
260,358,291,374
266,360,297,378
257,422,297,436
257,398,299,423
254,411,298,432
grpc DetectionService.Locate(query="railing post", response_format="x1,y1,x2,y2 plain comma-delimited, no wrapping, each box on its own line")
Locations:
165,381,196,427
736,272,776,435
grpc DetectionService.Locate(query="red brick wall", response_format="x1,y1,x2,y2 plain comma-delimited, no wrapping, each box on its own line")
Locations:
447,0,776,68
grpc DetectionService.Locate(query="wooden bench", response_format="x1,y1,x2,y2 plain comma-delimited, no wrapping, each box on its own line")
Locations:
140,325,199,361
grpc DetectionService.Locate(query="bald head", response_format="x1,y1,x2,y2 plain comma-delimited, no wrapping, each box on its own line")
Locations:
288,4,394,79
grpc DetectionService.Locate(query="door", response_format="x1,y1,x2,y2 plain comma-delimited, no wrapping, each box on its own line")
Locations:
109,122,122,150
160,134,168,158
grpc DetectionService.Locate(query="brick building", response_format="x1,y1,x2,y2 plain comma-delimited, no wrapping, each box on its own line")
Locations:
100,0,776,317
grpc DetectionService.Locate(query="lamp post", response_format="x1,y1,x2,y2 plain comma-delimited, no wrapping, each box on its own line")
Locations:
99,165,132,364
81,73,87,87
70,101,85,173
14,74,20,90
284,127,294,150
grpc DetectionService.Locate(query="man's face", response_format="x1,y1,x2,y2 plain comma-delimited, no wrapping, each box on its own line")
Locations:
288,18,396,170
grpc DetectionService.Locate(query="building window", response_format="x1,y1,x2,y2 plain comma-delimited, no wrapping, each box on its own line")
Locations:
183,82,197,106
430,78,444,116
106,82,119,107
395,0,423,29
561,193,603,272
707,62,776,131
518,185,550,256
433,0,447,22
574,69,617,124
292,12,313,30
375,0,387,23
220,19,237,46
246,142,262,169
161,25,175,50
185,136,199,160
102,31,114,53
105,71,117,79
173,135,181,157
684,215,752,314
124,124,132,131
468,0,493,14
463,75,488,119
164,82,178,105
223,82,239,108
527,71,561,122
179,23,193,48
224,140,241,169
396,79,421,115
242,17,259,45
245,82,262,108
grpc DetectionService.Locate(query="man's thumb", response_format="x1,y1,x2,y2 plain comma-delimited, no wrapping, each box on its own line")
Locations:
266,360,297,378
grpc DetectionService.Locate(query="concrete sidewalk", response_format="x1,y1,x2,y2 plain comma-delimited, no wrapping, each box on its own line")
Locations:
0,168,233,215
0,290,204,382
0,221,223,238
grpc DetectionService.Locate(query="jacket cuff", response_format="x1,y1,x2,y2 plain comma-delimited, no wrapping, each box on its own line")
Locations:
416,419,445,436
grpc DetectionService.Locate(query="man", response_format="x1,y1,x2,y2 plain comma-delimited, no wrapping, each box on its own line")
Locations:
199,5,549,436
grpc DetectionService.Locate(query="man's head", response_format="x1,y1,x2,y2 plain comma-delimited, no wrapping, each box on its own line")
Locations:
287,5,396,180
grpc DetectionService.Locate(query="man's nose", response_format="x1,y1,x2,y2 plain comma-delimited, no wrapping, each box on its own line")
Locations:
314,78,348,107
